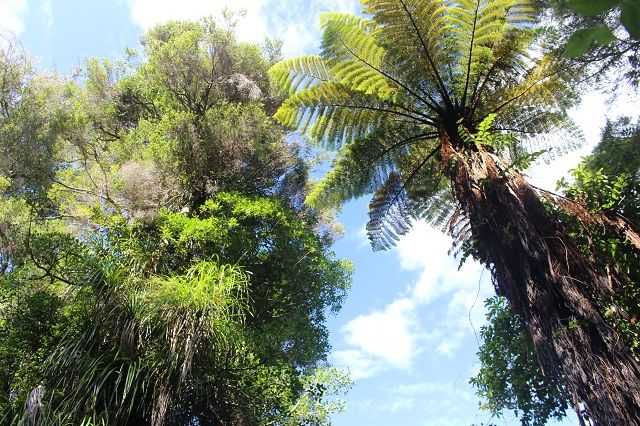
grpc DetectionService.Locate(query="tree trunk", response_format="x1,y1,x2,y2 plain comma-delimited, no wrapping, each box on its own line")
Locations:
441,135,640,425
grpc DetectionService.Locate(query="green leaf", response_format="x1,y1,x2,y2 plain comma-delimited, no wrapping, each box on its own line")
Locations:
567,0,620,16
565,27,599,57
621,1,640,40
593,24,618,45
564,25,616,57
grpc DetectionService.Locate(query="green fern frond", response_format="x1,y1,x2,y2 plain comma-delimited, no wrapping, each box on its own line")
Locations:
506,0,539,25
399,141,454,229
367,171,415,250
306,126,418,209
276,81,426,149
320,12,398,100
362,0,455,105
268,55,331,95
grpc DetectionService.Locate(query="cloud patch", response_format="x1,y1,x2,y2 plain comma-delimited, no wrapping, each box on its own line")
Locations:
127,0,267,40
125,0,362,58
338,298,420,372
38,0,53,31
333,220,493,377
379,380,485,426
0,0,28,35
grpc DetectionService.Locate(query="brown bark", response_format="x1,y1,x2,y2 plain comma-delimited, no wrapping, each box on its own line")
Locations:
552,194,640,253
441,135,640,425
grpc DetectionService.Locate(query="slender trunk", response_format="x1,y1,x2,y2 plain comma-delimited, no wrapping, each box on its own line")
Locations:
441,135,640,425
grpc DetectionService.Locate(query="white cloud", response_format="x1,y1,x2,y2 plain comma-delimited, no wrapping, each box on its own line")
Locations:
341,298,420,367
125,0,362,58
127,0,267,41
374,380,484,426
38,0,53,31
331,349,384,380
332,297,424,380
333,220,493,377
261,0,361,58
0,0,28,35
396,221,484,304
395,221,491,357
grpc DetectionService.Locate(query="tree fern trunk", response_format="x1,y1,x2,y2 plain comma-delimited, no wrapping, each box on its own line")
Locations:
441,134,640,425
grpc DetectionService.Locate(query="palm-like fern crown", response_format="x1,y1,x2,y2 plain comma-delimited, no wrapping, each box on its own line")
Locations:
270,0,580,249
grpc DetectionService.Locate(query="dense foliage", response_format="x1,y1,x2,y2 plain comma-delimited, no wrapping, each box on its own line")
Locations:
0,17,352,426
534,0,640,87
471,297,573,426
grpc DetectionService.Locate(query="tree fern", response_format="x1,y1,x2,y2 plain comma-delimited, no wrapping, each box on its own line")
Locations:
272,0,577,248
273,2,640,422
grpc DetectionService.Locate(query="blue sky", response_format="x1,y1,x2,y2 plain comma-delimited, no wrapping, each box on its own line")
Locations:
1,1,631,425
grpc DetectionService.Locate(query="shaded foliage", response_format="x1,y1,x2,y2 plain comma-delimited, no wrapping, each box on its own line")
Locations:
471,297,575,426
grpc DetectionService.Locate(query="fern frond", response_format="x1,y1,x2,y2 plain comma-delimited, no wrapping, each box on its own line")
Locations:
486,52,584,159
506,0,539,25
399,141,455,228
320,11,424,104
449,0,536,106
306,124,434,209
362,0,455,108
268,55,331,95
468,27,533,112
275,81,429,149
305,147,393,211
367,171,415,250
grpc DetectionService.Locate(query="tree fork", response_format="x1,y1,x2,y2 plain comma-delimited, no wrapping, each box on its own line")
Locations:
441,134,640,425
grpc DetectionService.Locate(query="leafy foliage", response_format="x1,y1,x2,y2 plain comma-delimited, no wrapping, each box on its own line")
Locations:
564,0,640,57
534,0,640,88
0,16,352,425
471,297,573,426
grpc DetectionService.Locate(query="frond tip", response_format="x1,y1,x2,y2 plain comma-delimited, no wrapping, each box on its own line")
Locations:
366,171,414,250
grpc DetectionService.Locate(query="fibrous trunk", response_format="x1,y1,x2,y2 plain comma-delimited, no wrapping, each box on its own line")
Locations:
441,135,640,425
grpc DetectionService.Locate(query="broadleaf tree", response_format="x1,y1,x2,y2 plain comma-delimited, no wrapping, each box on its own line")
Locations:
270,0,640,424
0,18,352,425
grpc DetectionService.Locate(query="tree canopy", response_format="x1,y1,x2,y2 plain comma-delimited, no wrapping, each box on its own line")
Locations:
0,18,352,426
